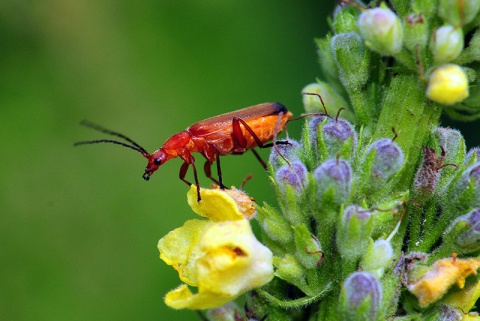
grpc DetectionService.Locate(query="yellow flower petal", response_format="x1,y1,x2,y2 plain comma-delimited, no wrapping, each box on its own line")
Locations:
158,219,212,285
160,219,273,310
463,313,480,321
165,284,233,310
197,220,273,296
426,64,469,105
408,257,480,307
187,185,255,221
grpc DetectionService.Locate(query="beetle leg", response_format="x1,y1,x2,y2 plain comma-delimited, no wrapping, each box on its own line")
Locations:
234,114,291,166
203,160,221,186
215,153,227,189
180,161,202,201
179,162,192,186
251,149,267,169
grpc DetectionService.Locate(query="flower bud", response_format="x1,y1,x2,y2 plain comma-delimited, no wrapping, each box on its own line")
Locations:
360,239,394,279
337,205,374,261
269,138,302,170
333,5,360,34
430,26,464,64
339,272,382,321
314,159,352,207
275,161,308,196
445,208,480,253
365,139,405,189
465,147,480,166
358,7,403,56
256,204,293,245
302,82,355,122
403,13,428,52
293,224,323,270
438,0,480,25
322,118,357,159
452,163,480,208
273,254,312,296
332,32,370,92
426,64,469,105
316,37,340,88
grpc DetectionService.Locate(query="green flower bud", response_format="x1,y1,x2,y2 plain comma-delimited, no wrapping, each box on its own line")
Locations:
452,163,480,208
293,224,323,270
430,26,464,64
337,205,374,261
444,208,480,253
273,254,312,295
256,204,293,245
465,147,480,166
316,37,340,88
333,5,360,34
435,127,465,167
426,64,469,105
403,13,428,52
358,7,403,56
302,82,355,122
332,32,370,92
339,272,382,321
360,239,394,279
438,0,480,25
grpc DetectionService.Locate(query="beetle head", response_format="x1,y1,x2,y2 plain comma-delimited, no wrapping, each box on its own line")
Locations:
143,148,167,181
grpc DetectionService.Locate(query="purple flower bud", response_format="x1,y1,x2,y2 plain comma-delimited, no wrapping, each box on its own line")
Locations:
322,118,357,157
314,159,352,206
306,115,328,149
366,139,404,187
269,138,302,170
446,208,480,253
340,272,382,321
275,161,308,194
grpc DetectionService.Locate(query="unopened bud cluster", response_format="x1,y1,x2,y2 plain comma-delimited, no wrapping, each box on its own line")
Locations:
241,1,480,320
195,1,480,320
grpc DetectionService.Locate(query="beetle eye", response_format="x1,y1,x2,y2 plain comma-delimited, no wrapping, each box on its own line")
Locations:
154,158,162,165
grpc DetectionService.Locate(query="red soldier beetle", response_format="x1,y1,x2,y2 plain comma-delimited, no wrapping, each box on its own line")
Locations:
75,102,293,201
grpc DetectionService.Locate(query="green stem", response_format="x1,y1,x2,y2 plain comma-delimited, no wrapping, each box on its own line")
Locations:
373,76,442,190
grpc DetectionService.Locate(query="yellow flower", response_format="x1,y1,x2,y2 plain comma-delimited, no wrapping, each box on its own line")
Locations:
158,186,273,310
426,64,469,105
187,185,256,221
408,257,480,307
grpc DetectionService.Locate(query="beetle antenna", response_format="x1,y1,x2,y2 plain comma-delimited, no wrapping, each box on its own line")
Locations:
74,139,149,156
302,92,329,115
76,120,149,155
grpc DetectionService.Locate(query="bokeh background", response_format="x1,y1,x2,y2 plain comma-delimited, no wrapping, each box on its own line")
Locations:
1,1,479,321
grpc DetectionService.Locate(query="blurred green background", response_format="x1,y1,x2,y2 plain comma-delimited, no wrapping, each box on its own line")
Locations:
2,1,480,321
0,1,334,320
